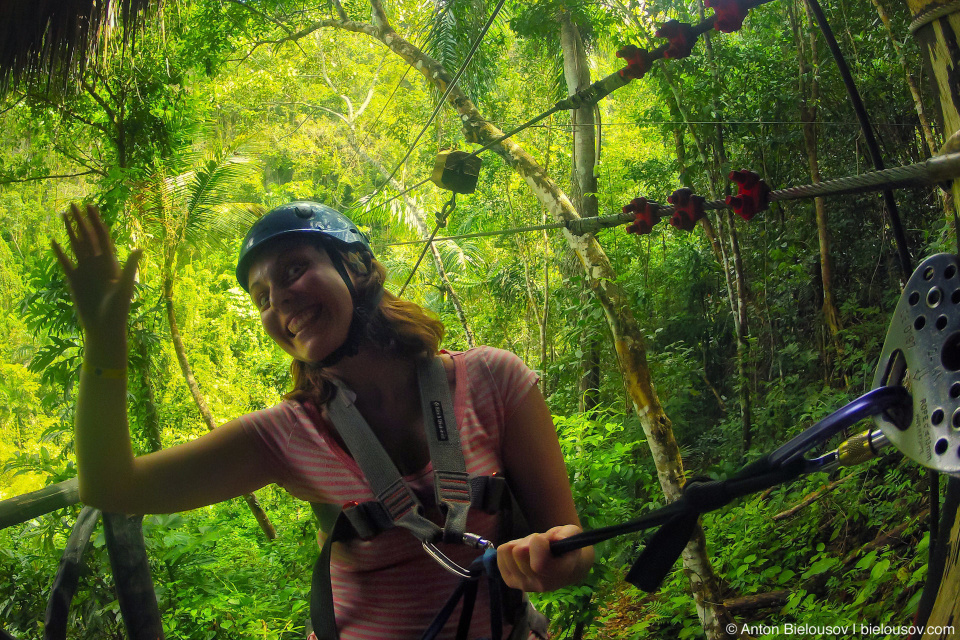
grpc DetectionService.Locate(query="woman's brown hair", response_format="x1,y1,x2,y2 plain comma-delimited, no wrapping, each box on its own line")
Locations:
284,243,445,405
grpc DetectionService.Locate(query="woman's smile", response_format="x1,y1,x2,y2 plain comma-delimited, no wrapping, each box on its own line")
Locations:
287,306,322,336
246,239,354,363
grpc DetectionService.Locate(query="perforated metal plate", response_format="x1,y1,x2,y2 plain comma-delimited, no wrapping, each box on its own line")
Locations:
873,253,960,477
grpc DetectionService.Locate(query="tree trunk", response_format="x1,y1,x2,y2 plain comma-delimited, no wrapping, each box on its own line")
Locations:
874,0,956,227
904,1,960,634
162,274,277,540
0,478,79,530
312,2,735,636
561,13,603,418
791,0,843,348
700,3,753,455
875,0,939,155
504,181,547,366
133,335,163,453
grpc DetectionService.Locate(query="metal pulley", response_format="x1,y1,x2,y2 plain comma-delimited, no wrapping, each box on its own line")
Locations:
430,150,482,194
873,252,960,476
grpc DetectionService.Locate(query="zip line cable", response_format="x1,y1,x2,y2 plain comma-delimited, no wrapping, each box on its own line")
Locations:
361,0,780,215
398,193,457,296
381,152,960,247
352,0,507,212
354,5,454,153
805,0,911,278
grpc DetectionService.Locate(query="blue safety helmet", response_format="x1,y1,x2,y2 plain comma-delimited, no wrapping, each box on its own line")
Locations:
236,201,372,292
236,201,382,367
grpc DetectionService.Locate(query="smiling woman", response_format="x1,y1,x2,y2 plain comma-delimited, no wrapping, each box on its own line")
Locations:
51,200,594,640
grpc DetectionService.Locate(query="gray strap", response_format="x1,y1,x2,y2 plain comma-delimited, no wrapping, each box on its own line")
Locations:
326,385,442,542
417,357,472,543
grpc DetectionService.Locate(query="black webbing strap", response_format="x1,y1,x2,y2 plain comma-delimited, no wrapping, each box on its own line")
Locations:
626,455,806,590
550,455,806,591
418,549,505,640
418,357,472,543
310,511,356,640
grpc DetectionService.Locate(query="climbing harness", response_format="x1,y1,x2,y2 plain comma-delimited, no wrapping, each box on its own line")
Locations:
309,357,544,640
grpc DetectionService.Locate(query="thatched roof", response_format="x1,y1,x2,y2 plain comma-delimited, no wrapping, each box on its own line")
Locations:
0,0,155,97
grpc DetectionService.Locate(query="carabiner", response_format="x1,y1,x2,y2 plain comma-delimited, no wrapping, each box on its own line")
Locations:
437,193,456,228
421,531,494,578
768,386,911,471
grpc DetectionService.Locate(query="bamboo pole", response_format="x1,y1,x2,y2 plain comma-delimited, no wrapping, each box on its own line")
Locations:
0,479,79,530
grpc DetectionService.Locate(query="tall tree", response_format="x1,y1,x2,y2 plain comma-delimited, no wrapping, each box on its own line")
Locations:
789,0,843,350
560,9,602,416
134,149,277,539
267,0,736,635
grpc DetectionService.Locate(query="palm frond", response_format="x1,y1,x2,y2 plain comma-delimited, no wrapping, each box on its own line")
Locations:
184,202,260,253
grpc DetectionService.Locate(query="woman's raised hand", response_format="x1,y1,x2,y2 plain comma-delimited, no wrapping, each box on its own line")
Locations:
51,204,142,345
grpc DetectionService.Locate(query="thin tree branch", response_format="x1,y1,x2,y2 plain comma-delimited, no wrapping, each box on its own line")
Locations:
0,170,99,184
82,81,117,128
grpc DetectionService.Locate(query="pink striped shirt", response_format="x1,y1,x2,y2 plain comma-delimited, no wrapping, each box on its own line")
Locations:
239,346,539,640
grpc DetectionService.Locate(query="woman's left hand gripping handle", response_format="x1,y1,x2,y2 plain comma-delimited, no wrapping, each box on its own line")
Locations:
51,204,143,345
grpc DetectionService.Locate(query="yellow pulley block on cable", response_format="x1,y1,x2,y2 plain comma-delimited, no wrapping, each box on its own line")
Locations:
430,150,482,194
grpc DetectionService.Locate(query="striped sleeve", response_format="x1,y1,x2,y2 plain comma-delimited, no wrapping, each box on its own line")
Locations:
236,402,300,487
475,346,540,421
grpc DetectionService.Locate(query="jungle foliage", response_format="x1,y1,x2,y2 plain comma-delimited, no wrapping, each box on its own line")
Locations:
0,0,947,638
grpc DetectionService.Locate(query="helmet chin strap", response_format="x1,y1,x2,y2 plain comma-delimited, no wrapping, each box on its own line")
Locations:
318,249,384,369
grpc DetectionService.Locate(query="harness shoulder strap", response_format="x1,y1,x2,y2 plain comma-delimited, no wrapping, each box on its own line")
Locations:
418,357,471,542
325,381,443,542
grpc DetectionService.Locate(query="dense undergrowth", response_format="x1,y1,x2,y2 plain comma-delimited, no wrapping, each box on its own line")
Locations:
0,0,951,637
1,390,933,639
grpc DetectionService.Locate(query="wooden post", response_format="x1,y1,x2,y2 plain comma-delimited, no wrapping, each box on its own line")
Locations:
904,2,960,635
0,479,79,530
103,513,165,640
44,506,100,640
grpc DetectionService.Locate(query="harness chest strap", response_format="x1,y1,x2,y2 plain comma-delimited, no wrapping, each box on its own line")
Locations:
322,357,472,544
417,356,472,543
311,356,482,639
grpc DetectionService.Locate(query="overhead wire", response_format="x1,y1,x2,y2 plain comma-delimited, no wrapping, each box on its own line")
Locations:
352,0,508,212
353,3,452,153
379,152,960,248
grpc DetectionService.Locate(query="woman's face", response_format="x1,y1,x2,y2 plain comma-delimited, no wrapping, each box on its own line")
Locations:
246,239,354,363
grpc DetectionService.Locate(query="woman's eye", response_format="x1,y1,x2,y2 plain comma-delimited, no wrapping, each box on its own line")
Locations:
257,294,269,309
286,263,306,281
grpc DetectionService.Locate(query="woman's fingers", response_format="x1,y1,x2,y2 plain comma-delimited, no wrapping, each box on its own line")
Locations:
62,210,84,259
64,203,109,261
118,250,143,301
497,525,591,593
51,240,73,275
87,204,115,256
